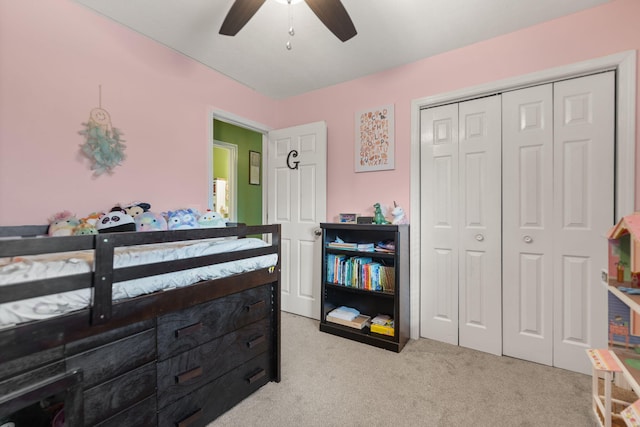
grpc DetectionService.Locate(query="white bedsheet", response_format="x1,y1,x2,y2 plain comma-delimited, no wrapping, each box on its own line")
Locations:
0,237,278,327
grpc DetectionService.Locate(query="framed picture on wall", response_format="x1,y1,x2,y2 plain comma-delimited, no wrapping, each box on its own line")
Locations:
249,151,261,185
355,104,395,172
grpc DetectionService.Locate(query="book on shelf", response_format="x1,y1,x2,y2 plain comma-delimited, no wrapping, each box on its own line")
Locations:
327,242,358,250
326,306,371,329
325,254,394,292
374,240,395,253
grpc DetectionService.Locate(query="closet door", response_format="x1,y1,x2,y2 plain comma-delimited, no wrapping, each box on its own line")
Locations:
502,72,614,374
458,96,502,356
502,84,554,365
552,72,614,374
420,96,502,355
420,103,460,345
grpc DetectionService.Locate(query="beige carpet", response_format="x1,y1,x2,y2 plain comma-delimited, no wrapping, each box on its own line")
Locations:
210,312,600,426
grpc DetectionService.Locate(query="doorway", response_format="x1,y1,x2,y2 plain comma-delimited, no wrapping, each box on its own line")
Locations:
212,140,237,221
211,118,264,226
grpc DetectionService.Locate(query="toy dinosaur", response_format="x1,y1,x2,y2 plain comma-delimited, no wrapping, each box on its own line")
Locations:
373,203,390,225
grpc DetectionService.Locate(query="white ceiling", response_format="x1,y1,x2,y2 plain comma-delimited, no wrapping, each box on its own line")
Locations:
73,0,610,99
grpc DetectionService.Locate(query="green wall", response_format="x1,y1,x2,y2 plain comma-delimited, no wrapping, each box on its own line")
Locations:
213,119,262,226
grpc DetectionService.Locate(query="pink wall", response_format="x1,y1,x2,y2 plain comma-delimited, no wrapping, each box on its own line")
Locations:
0,0,278,225
1,0,639,226
276,0,640,222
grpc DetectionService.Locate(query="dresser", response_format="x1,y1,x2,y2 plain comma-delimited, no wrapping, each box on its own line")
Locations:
0,283,280,427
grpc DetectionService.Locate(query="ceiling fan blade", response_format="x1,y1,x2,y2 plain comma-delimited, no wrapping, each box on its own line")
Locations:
305,0,357,42
219,0,266,36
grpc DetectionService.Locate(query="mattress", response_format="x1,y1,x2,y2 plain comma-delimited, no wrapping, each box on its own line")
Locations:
0,237,278,328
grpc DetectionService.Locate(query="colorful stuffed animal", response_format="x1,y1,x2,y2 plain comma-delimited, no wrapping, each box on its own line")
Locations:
166,209,199,230
124,202,151,219
391,201,408,225
73,220,98,235
96,207,136,233
48,211,80,236
82,212,104,227
197,210,227,228
135,211,168,232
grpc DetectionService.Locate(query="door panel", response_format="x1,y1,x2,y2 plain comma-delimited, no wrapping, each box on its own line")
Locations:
420,104,459,345
502,84,554,365
553,72,614,374
268,122,327,319
458,96,502,356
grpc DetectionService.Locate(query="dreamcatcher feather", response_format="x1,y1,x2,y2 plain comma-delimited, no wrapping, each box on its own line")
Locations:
79,87,126,176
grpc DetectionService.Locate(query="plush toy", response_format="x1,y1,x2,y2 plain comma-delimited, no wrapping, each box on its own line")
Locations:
96,207,136,233
197,210,227,228
124,202,151,219
48,211,80,236
135,211,168,232
166,209,199,230
73,220,98,235
373,203,390,225
391,201,408,225
82,212,104,227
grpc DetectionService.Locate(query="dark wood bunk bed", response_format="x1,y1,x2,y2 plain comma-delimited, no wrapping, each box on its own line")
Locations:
0,223,281,427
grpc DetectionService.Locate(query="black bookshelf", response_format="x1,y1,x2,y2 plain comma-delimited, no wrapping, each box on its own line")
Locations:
319,223,409,352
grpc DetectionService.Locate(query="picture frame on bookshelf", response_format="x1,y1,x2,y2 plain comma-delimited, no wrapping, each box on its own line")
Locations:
339,213,357,223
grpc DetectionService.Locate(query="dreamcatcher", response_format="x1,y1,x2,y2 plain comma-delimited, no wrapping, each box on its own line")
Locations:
79,85,126,176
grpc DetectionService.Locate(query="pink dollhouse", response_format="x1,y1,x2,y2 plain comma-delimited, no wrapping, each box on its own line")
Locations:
607,213,640,349
608,213,640,287
588,213,640,427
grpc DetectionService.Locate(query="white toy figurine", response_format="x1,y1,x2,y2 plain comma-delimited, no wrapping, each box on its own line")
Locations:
391,201,408,225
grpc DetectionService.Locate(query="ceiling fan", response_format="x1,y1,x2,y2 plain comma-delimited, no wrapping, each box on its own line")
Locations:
219,0,357,42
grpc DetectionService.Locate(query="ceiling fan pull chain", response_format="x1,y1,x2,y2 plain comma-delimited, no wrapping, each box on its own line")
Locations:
286,0,294,50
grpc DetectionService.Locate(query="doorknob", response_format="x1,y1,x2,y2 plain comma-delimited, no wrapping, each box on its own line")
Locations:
313,228,322,237
523,235,533,244
475,234,484,242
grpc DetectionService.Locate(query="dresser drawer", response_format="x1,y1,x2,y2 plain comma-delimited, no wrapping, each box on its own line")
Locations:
157,285,271,360
158,352,271,427
83,362,156,426
66,328,156,389
93,394,157,427
157,318,270,408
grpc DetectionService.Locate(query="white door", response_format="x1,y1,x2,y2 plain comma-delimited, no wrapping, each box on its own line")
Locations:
552,72,614,374
267,121,327,319
420,96,502,355
502,72,614,374
458,96,502,356
502,84,554,365
420,103,460,345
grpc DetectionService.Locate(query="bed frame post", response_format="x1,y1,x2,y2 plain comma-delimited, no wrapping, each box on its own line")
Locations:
93,235,115,324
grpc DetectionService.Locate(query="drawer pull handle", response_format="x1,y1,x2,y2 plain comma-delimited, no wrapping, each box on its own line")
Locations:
175,322,203,338
175,366,203,384
245,300,266,312
247,368,266,384
247,335,266,349
176,408,202,427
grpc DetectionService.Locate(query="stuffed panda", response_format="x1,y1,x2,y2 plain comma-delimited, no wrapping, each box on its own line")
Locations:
96,207,136,233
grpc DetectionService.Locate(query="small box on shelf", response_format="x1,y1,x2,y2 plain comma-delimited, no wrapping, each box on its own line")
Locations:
371,323,394,336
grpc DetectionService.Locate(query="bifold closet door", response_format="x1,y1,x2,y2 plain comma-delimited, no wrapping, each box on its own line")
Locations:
502,84,554,366
420,96,502,356
552,72,613,374
502,72,614,374
420,103,460,346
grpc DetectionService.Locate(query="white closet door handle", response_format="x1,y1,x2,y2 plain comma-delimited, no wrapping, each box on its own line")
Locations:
475,234,484,242
523,235,533,243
